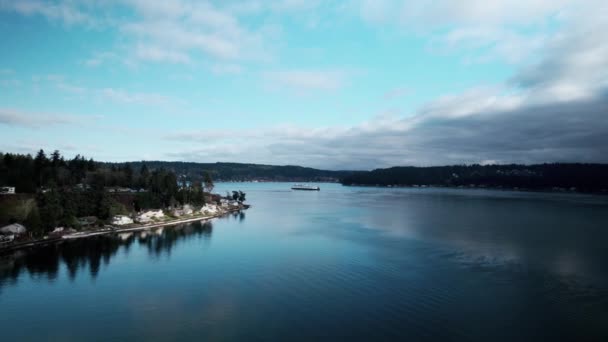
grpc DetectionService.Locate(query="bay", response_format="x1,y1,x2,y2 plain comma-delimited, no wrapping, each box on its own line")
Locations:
1,183,607,341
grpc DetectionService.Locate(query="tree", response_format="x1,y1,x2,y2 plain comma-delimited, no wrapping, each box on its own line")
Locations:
87,158,96,171
34,149,48,186
238,191,246,203
123,164,134,187
38,184,63,231
97,193,126,220
203,171,215,193
24,205,42,235
139,163,150,189
203,171,214,193
51,150,62,166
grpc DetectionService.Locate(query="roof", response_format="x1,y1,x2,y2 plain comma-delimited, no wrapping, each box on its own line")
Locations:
78,216,98,224
0,223,27,235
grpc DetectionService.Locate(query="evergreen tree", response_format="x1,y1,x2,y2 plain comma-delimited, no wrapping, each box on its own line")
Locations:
203,171,214,193
24,205,42,235
34,149,48,187
38,184,63,231
51,150,61,166
139,163,150,188
123,164,134,187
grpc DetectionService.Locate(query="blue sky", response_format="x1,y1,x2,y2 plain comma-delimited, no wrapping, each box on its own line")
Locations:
1,0,607,169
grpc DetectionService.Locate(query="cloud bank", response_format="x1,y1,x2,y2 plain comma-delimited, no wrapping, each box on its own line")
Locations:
0,0,606,169
161,0,608,169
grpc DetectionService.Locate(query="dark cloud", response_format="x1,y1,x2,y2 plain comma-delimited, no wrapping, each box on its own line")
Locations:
164,89,608,170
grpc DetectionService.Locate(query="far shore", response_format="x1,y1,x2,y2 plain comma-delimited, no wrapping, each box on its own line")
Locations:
0,206,248,254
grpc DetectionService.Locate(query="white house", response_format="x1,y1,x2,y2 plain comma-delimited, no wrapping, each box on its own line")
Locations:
112,215,134,226
0,186,16,195
200,204,220,215
136,210,165,223
172,204,194,217
0,223,27,235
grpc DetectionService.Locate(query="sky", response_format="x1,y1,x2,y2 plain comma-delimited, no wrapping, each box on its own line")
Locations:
0,0,607,170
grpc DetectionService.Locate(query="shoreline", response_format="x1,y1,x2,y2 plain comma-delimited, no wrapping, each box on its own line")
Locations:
0,207,247,254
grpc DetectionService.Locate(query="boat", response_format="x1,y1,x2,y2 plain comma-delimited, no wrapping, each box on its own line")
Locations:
291,184,320,191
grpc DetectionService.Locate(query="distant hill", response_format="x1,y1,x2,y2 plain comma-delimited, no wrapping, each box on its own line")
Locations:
107,161,353,182
340,163,608,193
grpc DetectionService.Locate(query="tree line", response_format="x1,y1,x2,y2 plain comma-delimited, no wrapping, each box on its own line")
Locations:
340,163,608,192
118,161,350,182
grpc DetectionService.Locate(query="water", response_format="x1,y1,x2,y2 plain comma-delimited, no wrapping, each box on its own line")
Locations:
1,183,607,341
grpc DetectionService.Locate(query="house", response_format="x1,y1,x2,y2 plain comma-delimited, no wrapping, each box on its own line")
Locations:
0,223,27,235
78,216,98,227
200,204,220,215
105,187,133,193
49,227,77,236
172,204,194,217
136,210,164,223
75,183,91,191
0,186,16,195
111,215,134,226
0,234,15,244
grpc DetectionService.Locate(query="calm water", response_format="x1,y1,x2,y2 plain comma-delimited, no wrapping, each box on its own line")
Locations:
1,183,608,341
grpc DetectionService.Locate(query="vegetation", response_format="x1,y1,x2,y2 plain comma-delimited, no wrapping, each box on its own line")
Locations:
232,191,246,203
340,163,608,192
0,150,214,236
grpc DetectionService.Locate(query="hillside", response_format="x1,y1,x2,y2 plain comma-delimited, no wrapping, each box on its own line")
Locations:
340,163,608,193
109,161,352,182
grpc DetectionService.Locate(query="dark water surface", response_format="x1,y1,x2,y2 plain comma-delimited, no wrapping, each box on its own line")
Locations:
1,183,607,341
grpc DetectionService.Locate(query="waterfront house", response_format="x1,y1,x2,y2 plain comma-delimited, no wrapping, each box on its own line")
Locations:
0,186,15,195
75,183,91,191
0,234,15,244
200,204,220,215
136,210,164,223
173,204,194,217
112,215,134,226
0,223,26,235
78,216,98,227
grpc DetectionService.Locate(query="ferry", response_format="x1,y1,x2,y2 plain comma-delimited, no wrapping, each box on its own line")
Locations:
291,184,320,191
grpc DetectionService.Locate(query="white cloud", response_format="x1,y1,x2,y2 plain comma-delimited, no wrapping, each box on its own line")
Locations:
263,70,347,92
210,63,243,75
119,0,272,65
0,108,87,128
355,0,572,27
353,0,595,65
83,52,117,67
0,79,22,87
100,88,171,106
0,0,96,26
383,87,410,100
134,44,192,64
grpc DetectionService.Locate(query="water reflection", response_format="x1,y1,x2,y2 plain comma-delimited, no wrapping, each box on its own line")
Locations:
0,220,215,288
335,189,608,283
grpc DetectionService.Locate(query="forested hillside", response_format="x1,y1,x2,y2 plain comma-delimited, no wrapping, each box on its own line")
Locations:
341,164,608,193
108,161,351,182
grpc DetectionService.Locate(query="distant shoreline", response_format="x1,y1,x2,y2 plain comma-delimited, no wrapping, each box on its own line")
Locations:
342,183,608,195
